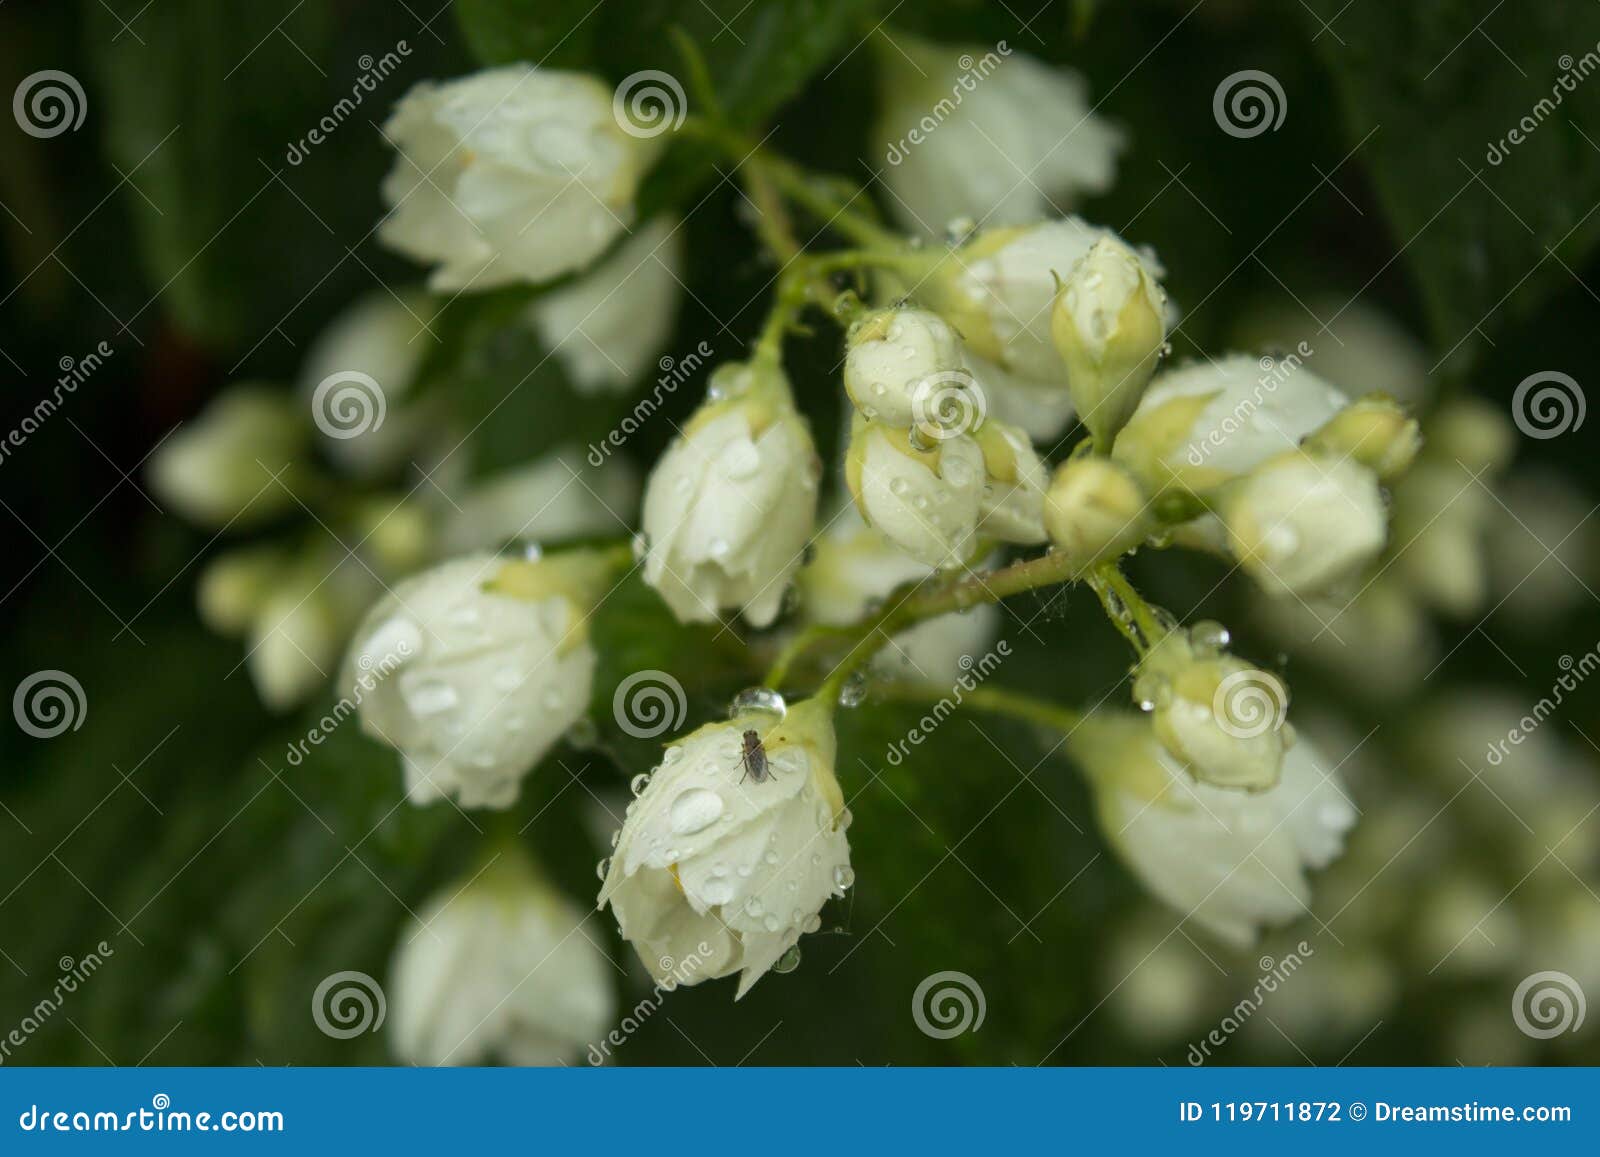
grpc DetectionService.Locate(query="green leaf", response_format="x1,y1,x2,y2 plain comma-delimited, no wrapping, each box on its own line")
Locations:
1305,1,1600,369
454,0,603,67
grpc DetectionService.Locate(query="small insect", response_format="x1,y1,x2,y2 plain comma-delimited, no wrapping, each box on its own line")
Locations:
739,729,771,783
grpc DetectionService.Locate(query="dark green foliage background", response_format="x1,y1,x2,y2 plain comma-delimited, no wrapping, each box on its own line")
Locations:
2,0,1598,1065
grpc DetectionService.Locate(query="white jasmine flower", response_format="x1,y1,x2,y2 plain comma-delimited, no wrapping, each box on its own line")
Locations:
1043,456,1151,570
874,36,1121,235
799,502,1000,684
441,447,637,554
344,552,606,809
599,699,852,998
1114,354,1350,492
392,852,614,1065
973,420,1049,544
1050,235,1168,446
1076,714,1355,945
1220,451,1387,598
149,385,307,528
298,289,441,477
1134,630,1291,791
845,418,985,568
842,306,966,427
641,362,819,626
929,218,1164,383
528,216,685,394
379,67,661,290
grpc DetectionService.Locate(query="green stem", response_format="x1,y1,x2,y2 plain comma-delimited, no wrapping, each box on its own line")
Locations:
1085,563,1170,656
876,682,1083,737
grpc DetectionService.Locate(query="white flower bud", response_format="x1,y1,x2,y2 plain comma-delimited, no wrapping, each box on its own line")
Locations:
845,418,985,568
1426,397,1516,474
799,502,1000,685
197,546,288,637
528,216,685,394
379,67,661,290
928,219,1165,383
298,289,440,477
973,420,1049,544
344,553,605,809
1301,393,1421,482
1050,236,1168,446
1074,714,1354,945
1114,354,1350,491
350,496,435,574
641,363,819,627
842,307,965,427
962,349,1079,441
1390,460,1493,617
1043,456,1151,569
1220,451,1387,597
442,447,639,555
148,385,307,529
1134,631,1290,791
600,699,851,998
248,572,345,713
391,852,614,1065
873,36,1121,236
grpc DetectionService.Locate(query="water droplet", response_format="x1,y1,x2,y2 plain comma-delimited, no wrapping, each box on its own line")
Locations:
744,897,764,918
403,678,458,717
595,856,610,881
669,787,725,836
631,533,649,562
630,772,651,797
763,913,781,932
729,686,787,720
833,865,855,890
837,670,869,709
773,943,802,973
700,873,736,906
1189,620,1232,652
802,913,821,934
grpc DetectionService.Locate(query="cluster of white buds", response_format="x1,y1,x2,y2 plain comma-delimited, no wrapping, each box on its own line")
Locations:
640,359,820,627
841,304,1048,567
1042,456,1152,572
600,698,851,997
1112,355,1416,598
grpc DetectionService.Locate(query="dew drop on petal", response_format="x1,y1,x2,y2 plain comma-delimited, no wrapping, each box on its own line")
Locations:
669,787,725,836
773,943,802,973
833,864,855,890
630,772,651,798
